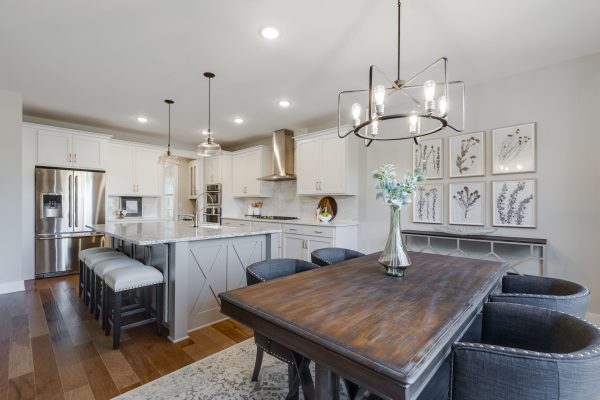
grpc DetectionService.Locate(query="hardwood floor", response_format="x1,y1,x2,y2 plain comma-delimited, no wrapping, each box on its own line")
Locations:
0,275,253,400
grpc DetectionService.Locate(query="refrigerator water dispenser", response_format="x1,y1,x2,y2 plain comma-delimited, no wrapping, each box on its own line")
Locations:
42,194,63,218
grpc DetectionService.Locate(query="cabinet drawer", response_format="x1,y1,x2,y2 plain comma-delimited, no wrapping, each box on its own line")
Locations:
282,224,334,238
221,219,250,228
251,221,282,230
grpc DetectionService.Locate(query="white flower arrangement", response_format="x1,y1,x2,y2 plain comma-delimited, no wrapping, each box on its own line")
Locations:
373,164,425,208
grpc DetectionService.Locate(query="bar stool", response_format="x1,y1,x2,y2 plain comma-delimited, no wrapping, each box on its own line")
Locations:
84,251,128,308
79,247,116,297
104,266,164,349
93,257,144,325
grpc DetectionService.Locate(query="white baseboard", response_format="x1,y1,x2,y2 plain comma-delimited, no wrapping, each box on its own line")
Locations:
587,312,600,325
0,280,25,295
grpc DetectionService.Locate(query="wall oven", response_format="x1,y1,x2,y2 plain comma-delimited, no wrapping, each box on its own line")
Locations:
205,184,221,206
203,206,221,224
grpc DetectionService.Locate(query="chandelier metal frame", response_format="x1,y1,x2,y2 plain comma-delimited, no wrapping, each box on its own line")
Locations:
337,1,465,146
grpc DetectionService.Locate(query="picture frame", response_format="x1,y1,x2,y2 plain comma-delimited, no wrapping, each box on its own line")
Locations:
449,131,485,178
413,183,443,224
413,138,443,179
492,180,536,227
120,196,143,217
449,182,485,226
492,122,536,174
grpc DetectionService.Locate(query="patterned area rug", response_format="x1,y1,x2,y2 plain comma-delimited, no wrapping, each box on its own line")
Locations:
115,339,347,400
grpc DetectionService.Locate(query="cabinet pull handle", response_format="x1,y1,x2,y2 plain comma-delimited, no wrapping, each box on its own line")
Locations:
289,228,296,231
315,181,318,190
68,153,72,163
314,230,323,234
73,153,77,163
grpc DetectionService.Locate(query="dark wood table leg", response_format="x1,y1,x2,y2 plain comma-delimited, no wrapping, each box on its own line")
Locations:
315,363,340,400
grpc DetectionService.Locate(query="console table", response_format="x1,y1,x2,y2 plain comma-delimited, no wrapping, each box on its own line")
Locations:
402,230,547,276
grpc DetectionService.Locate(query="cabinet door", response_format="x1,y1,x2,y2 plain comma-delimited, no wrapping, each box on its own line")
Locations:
296,139,320,195
205,157,221,184
106,144,135,195
307,236,334,256
231,153,247,197
244,150,262,196
135,148,162,196
282,234,307,261
319,134,346,194
188,163,197,198
72,135,104,169
37,129,72,167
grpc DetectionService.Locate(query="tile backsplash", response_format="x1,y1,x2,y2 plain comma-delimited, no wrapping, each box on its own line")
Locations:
107,196,161,221
228,180,358,221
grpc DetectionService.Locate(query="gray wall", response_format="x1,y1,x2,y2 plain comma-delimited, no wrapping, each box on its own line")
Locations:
0,88,23,290
358,53,600,314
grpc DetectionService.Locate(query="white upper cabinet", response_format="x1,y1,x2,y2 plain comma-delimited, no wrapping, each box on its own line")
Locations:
295,127,357,195
106,142,162,196
231,146,273,197
36,127,109,170
205,156,222,184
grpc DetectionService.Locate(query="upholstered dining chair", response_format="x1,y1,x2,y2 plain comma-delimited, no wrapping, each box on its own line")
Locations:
246,258,321,400
310,247,365,267
451,302,600,400
489,274,590,318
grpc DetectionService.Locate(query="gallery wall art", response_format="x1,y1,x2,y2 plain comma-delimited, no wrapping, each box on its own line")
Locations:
413,183,443,224
449,132,485,178
492,123,536,174
413,138,442,179
449,182,485,226
492,180,536,227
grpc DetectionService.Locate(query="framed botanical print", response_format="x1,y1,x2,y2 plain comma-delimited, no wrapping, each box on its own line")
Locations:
492,180,536,227
413,138,442,179
413,183,443,224
449,182,485,226
449,132,485,178
492,123,536,174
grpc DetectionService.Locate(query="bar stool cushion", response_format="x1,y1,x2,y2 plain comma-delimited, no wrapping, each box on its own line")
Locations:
79,247,117,262
311,247,365,267
105,266,163,292
94,258,144,278
85,252,128,271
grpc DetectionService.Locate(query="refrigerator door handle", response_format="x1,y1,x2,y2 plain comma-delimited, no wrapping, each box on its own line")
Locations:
68,175,73,227
75,175,79,227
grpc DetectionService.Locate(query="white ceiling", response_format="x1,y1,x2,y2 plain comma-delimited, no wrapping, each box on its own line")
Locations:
1,0,599,147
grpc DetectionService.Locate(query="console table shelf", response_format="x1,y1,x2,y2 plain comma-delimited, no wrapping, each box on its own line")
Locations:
402,230,547,276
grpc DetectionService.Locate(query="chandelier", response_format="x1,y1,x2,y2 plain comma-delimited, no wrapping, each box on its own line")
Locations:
197,72,223,157
158,99,181,165
338,1,465,146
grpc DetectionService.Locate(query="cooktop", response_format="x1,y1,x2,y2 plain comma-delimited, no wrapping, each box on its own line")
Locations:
244,215,299,221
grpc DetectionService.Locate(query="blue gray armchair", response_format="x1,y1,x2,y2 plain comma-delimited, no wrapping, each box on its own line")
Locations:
451,302,600,400
311,247,365,267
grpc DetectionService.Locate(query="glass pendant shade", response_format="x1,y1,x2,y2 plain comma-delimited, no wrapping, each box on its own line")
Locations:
197,136,222,157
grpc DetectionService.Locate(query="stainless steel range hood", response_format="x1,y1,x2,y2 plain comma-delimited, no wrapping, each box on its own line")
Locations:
258,129,296,181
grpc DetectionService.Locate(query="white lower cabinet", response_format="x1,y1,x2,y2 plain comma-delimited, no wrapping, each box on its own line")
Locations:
221,218,358,262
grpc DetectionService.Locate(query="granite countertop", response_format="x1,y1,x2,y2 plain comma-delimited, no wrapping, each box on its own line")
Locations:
88,221,282,245
221,216,359,227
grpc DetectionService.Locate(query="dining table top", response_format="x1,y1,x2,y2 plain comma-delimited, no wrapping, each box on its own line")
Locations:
219,251,506,395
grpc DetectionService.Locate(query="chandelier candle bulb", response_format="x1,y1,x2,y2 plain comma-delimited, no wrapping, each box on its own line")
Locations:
351,103,362,127
438,95,448,116
424,80,436,112
374,85,386,115
409,113,419,134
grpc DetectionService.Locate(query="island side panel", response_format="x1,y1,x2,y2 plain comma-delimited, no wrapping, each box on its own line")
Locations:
187,235,267,332
168,240,190,342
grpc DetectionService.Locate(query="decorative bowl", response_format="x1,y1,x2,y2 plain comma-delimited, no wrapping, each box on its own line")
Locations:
318,214,333,223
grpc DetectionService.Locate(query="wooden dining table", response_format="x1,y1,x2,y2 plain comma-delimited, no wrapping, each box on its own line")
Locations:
219,252,506,400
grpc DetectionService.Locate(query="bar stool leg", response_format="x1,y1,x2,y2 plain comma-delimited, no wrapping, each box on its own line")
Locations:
104,288,112,336
156,283,163,336
89,272,96,314
79,260,84,297
112,291,122,349
94,277,102,320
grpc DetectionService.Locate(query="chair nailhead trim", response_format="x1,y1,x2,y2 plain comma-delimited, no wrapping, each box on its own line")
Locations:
247,269,266,282
114,280,164,292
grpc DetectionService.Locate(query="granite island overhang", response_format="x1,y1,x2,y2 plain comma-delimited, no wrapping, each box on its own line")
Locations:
89,221,282,342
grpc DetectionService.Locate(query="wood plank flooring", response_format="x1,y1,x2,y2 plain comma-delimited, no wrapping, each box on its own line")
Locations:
0,275,253,400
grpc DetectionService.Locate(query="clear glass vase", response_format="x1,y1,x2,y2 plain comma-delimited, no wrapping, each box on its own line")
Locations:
378,205,412,277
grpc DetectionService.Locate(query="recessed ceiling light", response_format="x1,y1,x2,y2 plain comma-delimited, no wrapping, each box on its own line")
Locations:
278,100,291,108
260,26,280,40
233,117,245,125
136,116,148,123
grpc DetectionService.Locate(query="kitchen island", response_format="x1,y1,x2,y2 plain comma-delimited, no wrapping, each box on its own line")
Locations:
89,221,281,342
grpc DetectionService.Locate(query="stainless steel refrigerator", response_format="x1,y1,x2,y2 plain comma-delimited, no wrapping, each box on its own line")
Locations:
35,167,106,278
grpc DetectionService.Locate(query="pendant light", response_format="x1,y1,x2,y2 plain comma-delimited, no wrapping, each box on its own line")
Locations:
337,0,465,146
158,99,181,165
197,72,222,157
